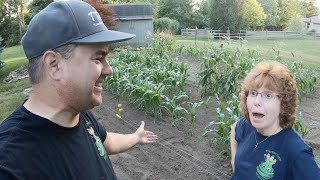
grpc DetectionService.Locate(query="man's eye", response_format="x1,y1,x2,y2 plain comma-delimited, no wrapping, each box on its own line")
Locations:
96,56,104,60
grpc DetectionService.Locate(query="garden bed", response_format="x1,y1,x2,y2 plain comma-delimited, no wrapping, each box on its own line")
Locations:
92,67,320,179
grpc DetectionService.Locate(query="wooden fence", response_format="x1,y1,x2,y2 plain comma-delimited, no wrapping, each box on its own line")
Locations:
181,29,320,40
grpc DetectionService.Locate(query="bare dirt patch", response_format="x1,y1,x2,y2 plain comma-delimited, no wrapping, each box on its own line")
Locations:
93,87,233,180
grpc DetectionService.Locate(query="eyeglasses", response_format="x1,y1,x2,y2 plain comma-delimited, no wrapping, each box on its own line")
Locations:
247,90,279,101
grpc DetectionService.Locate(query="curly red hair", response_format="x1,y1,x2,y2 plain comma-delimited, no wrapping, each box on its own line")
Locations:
239,60,298,129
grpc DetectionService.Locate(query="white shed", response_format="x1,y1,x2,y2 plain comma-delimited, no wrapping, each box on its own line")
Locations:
303,15,320,32
108,3,153,47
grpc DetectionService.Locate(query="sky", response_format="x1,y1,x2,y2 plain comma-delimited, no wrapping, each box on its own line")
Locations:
316,0,320,8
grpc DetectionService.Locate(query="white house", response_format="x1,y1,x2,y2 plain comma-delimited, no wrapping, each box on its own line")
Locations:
303,15,320,32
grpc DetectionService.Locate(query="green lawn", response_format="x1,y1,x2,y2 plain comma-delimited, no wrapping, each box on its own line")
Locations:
0,46,29,122
176,36,320,73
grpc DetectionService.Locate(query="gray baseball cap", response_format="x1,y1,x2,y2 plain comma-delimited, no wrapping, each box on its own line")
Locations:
21,0,135,60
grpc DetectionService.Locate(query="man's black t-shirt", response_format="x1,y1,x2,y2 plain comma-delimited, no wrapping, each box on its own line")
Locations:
0,104,117,180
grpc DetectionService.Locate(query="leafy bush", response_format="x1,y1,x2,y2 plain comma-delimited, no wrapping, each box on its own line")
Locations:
154,17,180,34
148,32,176,57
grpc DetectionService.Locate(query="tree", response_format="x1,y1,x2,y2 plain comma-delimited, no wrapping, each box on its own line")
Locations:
286,13,304,32
301,0,319,17
107,0,159,3
27,0,52,17
157,0,194,29
208,0,245,32
191,0,210,28
258,0,279,29
0,0,27,46
8,0,26,35
242,0,266,30
153,17,180,34
27,0,118,29
86,0,118,29
277,0,302,30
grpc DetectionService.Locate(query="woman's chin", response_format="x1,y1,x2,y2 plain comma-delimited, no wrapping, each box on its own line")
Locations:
250,119,264,129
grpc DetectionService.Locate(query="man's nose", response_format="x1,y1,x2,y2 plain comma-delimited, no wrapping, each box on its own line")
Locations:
102,62,113,76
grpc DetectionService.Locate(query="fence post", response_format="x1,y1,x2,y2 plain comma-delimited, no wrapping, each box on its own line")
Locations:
195,27,197,46
284,30,286,39
265,30,268,40
0,36,4,69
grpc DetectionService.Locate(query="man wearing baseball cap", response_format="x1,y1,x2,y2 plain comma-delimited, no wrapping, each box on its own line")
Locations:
0,0,157,179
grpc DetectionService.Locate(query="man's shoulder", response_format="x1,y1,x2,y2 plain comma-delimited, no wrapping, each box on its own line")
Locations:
0,104,45,153
0,105,27,131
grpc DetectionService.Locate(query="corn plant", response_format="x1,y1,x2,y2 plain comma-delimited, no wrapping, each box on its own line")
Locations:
289,61,318,99
184,46,207,58
105,49,191,123
128,81,164,118
201,94,240,156
187,101,203,127
272,47,282,61
161,92,189,126
197,48,256,98
294,112,316,138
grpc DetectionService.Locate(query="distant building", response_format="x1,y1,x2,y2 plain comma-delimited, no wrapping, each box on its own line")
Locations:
108,3,153,47
303,15,320,32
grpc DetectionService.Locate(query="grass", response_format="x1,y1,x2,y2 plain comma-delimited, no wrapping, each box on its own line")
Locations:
0,45,29,122
176,36,320,74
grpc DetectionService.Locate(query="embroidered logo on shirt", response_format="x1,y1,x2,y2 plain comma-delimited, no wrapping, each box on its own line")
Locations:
256,153,279,180
86,125,107,159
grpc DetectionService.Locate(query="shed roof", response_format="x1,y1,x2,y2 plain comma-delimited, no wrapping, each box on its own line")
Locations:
108,3,153,20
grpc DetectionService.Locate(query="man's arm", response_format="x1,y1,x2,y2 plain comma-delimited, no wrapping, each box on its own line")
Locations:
230,121,238,173
103,121,158,155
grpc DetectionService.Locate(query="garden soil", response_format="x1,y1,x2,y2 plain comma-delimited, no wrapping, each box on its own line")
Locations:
91,56,320,180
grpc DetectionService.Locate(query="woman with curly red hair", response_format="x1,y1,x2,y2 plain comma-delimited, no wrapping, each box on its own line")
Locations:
230,60,320,179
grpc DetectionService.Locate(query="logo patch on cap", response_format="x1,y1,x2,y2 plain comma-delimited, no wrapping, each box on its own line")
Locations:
88,11,103,26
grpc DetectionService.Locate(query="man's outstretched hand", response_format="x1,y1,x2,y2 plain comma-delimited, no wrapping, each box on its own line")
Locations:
135,121,158,144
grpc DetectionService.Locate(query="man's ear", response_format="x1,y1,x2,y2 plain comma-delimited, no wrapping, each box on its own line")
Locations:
42,51,63,81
